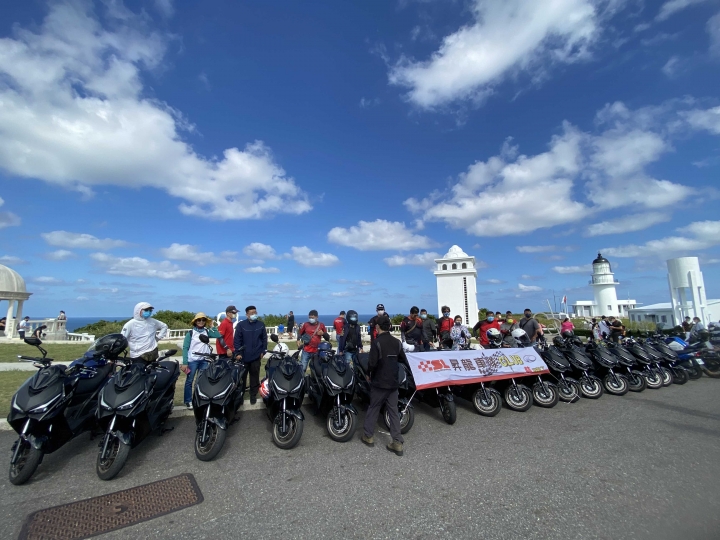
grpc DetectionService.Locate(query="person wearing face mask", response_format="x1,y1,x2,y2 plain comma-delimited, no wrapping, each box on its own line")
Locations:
518,308,543,343
500,313,518,347
400,306,424,351
437,306,454,348
340,309,363,367
419,308,437,351
182,312,228,409
450,316,472,350
297,309,328,373
217,305,238,357
367,304,386,345
121,301,168,362
234,305,268,405
473,311,501,347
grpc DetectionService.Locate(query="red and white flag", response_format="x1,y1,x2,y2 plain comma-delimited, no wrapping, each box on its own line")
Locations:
562,295,567,304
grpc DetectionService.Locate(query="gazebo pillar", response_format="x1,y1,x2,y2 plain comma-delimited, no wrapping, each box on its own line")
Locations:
5,300,16,337
15,300,24,338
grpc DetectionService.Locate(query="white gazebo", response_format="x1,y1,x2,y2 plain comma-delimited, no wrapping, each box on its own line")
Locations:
1,264,32,338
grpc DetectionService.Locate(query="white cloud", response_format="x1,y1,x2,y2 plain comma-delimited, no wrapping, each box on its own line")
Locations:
242,243,279,261
682,106,720,134
76,296,89,301
290,246,340,267
585,212,671,236
518,283,543,292
32,276,65,285
602,220,720,258
90,252,217,282
359,97,381,108
160,243,237,265
383,252,441,267
327,220,437,251
485,278,504,284
244,266,280,274
656,0,711,21
709,12,720,56
0,255,26,265
552,264,593,274
44,250,77,261
406,101,696,236
662,56,680,77
154,0,174,18
0,2,311,221
0,197,21,229
41,231,128,249
331,291,352,297
517,245,561,253
389,0,603,108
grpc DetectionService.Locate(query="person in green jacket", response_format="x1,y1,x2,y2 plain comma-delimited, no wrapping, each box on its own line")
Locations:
182,312,228,409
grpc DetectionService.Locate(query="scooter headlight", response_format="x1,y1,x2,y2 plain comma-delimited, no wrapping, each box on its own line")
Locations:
272,380,288,395
196,386,209,400
116,392,144,411
12,395,23,412
28,393,63,414
99,390,113,411
214,383,234,399
324,376,341,390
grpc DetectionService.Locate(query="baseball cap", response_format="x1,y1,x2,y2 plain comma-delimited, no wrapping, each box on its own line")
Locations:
225,305,238,313
376,303,385,311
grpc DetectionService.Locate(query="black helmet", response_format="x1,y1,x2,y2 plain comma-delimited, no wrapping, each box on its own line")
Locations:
88,333,127,359
698,329,710,342
561,330,574,338
346,310,358,324
552,336,564,347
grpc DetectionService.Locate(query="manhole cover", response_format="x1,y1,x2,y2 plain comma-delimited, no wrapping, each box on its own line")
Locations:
19,473,203,540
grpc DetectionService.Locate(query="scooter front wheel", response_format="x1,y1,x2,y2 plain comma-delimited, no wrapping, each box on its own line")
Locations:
272,413,303,450
580,376,603,399
96,436,130,481
603,373,629,396
327,407,357,443
628,370,647,392
504,384,533,412
441,400,457,424
383,405,415,434
471,388,502,416
532,382,559,408
660,367,674,387
672,368,689,385
558,378,581,403
8,441,43,486
195,421,227,461
643,369,664,389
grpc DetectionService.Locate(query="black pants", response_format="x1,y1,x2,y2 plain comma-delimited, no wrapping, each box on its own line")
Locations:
363,386,403,444
243,359,261,398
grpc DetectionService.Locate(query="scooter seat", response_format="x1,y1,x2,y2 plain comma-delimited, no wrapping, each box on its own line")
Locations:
154,360,178,390
357,353,369,373
74,363,113,395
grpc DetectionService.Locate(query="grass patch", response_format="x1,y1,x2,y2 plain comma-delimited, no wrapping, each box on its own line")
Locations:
0,342,179,363
0,371,36,418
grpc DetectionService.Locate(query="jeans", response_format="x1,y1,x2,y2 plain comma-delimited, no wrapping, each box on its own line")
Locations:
343,351,357,369
183,360,208,404
300,350,313,373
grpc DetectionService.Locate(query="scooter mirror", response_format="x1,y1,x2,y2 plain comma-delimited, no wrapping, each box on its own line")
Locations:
199,334,210,344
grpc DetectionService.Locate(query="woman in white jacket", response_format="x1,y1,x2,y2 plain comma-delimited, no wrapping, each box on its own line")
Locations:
121,302,168,362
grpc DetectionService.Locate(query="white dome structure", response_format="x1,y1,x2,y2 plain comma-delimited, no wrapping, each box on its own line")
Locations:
443,245,469,259
0,264,32,339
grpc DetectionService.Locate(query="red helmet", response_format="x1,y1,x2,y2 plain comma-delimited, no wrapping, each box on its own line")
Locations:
259,379,269,399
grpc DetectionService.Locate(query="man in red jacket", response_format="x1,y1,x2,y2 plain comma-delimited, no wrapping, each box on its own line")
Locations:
473,312,501,347
216,305,237,357
333,311,346,349
437,305,454,347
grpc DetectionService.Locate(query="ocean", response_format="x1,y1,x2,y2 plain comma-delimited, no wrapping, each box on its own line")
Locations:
59,314,382,333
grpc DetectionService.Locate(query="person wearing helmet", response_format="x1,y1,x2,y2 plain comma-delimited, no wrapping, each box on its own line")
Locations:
367,304,386,345
181,312,228,409
486,327,503,349
121,302,168,362
450,316,471,350
297,310,328,373
340,310,363,368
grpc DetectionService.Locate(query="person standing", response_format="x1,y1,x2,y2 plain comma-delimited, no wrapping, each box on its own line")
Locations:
518,308,542,343
18,316,30,339
334,311,346,350
181,312,227,409
57,311,67,321
297,310,328,373
437,306,454,348
400,306,423,350
561,317,575,335
690,317,706,342
450,316,472,350
234,306,268,405
217,305,237,357
121,302,168,362
340,310,363,367
367,304,386,346
474,312,501,347
361,315,406,456
286,311,295,339
598,316,611,339
420,308,437,351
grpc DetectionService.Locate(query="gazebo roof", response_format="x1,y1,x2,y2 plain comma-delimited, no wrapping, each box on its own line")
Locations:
0,264,26,294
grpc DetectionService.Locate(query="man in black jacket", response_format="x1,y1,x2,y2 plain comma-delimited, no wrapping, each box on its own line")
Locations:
361,315,406,456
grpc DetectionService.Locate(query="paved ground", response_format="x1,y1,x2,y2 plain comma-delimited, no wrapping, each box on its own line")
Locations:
1,379,719,540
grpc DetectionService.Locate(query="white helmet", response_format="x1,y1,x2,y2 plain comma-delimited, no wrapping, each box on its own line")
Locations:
511,328,531,346
486,327,502,346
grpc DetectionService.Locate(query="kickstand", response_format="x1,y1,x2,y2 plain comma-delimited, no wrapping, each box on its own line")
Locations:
161,426,175,436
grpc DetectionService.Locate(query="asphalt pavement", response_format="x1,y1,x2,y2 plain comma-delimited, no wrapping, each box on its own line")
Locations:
1,379,719,539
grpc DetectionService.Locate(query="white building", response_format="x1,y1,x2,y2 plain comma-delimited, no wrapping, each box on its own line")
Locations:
434,246,479,328
667,257,709,324
570,253,637,318
0,264,32,338
629,300,719,327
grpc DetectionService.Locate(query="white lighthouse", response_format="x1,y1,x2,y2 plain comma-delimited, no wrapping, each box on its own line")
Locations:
434,246,479,328
591,253,620,317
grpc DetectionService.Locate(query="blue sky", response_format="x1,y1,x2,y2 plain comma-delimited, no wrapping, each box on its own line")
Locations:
0,0,719,318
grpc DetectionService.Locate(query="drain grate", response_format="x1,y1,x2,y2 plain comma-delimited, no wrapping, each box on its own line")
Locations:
19,473,203,540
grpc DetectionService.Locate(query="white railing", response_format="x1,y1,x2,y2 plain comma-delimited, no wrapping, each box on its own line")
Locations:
161,323,405,341
67,332,95,342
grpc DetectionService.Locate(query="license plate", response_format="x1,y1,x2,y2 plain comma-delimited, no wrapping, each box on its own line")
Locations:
696,359,705,365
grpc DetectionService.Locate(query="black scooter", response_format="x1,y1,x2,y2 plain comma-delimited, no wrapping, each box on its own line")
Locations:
355,353,415,433
536,338,581,403
643,337,689,385
559,337,604,399
191,336,247,460
604,341,648,392
7,334,114,485
584,339,629,396
621,336,664,388
96,349,179,480
306,343,358,442
261,351,306,449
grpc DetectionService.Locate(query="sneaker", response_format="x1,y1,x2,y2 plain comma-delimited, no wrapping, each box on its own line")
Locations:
386,441,404,456
250,395,257,405
361,434,374,447
184,402,192,410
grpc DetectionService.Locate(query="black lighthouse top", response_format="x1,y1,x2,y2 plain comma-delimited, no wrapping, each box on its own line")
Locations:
593,253,610,265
